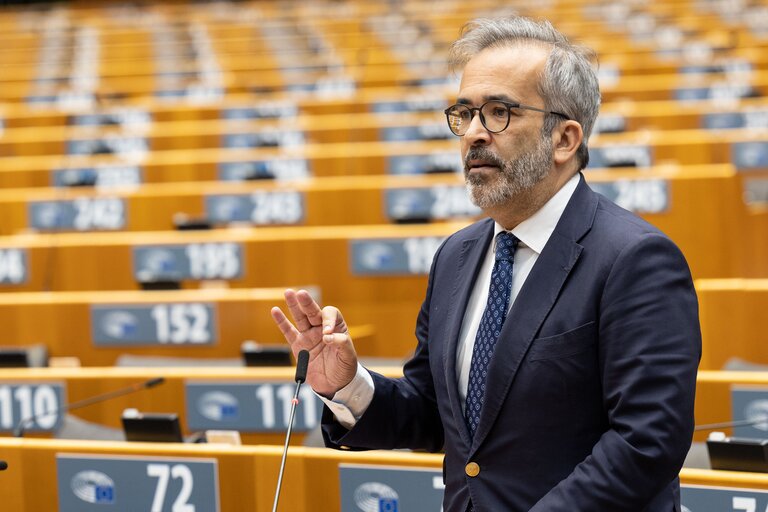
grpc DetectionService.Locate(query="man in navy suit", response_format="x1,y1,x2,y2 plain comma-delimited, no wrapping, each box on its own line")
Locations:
272,16,701,512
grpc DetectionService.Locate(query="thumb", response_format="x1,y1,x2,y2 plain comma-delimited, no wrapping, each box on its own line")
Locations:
322,331,351,346
321,306,346,335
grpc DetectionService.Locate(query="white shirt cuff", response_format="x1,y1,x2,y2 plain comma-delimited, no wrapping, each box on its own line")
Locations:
317,362,374,429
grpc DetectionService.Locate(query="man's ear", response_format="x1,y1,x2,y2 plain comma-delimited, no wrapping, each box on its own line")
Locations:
552,120,583,165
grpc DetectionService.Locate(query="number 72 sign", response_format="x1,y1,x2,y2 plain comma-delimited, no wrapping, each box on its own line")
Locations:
57,454,219,512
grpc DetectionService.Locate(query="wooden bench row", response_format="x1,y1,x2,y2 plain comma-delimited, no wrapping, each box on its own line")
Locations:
4,96,768,157
0,0,759,69
6,64,768,105
0,165,744,233
0,165,764,284
2,127,768,189
0,436,761,512
0,277,761,368
0,366,764,448
0,288,293,367
0,22,764,87
4,85,768,133
0,205,761,357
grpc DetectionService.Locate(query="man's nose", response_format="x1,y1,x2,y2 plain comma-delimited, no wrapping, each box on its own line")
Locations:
463,112,491,145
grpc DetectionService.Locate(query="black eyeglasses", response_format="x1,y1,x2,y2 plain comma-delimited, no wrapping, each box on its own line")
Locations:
444,100,570,136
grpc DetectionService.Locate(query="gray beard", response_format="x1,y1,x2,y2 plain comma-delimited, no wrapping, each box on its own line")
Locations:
464,137,553,210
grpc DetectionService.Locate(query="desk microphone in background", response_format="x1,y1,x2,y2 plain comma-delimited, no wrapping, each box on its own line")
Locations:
697,416,768,473
13,377,165,438
695,415,768,432
272,349,309,512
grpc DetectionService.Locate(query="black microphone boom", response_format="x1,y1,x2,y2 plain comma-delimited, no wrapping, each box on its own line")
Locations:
272,350,310,512
13,377,166,438
695,415,768,432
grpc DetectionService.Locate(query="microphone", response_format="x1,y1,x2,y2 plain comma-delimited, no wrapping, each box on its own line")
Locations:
13,377,165,438
272,350,309,512
695,416,768,432
0,461,7,471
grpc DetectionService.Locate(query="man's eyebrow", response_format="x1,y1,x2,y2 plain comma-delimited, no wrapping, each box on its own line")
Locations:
455,94,518,105
486,94,517,103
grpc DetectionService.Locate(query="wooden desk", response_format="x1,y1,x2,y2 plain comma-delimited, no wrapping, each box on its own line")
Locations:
0,164,757,278
0,223,466,358
1,125,767,188
4,90,768,134
4,94,768,156
696,280,768,370
0,173,474,233
695,371,768,442
0,288,301,366
0,437,766,511
0,366,401,445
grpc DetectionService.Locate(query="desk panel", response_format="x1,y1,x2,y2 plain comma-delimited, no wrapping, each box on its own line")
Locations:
0,367,401,446
696,280,768,371
0,223,465,358
0,165,741,239
0,128,766,189
0,438,766,511
0,288,297,366
695,371,768,443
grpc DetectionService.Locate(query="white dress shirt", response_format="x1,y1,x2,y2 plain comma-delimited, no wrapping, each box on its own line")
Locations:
322,173,581,428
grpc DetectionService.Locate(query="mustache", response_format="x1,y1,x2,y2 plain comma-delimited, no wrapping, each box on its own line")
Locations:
464,147,504,171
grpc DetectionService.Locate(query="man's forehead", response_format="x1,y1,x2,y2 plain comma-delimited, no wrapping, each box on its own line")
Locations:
457,43,549,101
463,42,551,72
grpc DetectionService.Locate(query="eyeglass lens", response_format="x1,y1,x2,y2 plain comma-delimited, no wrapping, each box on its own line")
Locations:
446,101,511,135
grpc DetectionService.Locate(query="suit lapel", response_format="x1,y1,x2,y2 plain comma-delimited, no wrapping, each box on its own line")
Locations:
443,219,494,446
470,175,598,451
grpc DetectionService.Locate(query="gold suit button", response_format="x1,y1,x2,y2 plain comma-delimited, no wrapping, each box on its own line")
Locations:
465,462,480,477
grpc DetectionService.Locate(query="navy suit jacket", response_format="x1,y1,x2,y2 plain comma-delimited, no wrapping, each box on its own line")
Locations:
324,174,701,511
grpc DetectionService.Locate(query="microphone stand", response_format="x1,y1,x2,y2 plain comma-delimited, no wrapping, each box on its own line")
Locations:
272,350,309,512
13,377,165,438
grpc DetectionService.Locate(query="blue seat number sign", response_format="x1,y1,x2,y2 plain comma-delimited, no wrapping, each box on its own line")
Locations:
0,382,65,433
185,381,321,432
339,464,443,512
91,303,217,346
57,454,219,512
132,243,243,282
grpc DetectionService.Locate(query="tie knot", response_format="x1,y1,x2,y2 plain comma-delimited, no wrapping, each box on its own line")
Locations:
495,232,518,262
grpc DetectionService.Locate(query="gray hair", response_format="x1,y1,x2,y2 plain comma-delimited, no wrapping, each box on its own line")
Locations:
448,16,601,170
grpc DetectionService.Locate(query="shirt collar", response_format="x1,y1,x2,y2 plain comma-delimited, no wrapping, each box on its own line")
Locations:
493,173,581,254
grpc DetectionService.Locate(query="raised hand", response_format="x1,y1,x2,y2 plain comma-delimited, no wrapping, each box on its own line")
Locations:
270,289,358,398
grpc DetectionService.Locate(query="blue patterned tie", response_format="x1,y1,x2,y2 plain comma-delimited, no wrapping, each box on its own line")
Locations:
465,231,519,438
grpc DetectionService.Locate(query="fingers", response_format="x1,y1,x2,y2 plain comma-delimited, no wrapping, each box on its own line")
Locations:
283,289,312,331
272,306,323,357
277,288,350,349
295,289,324,327
270,307,299,343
